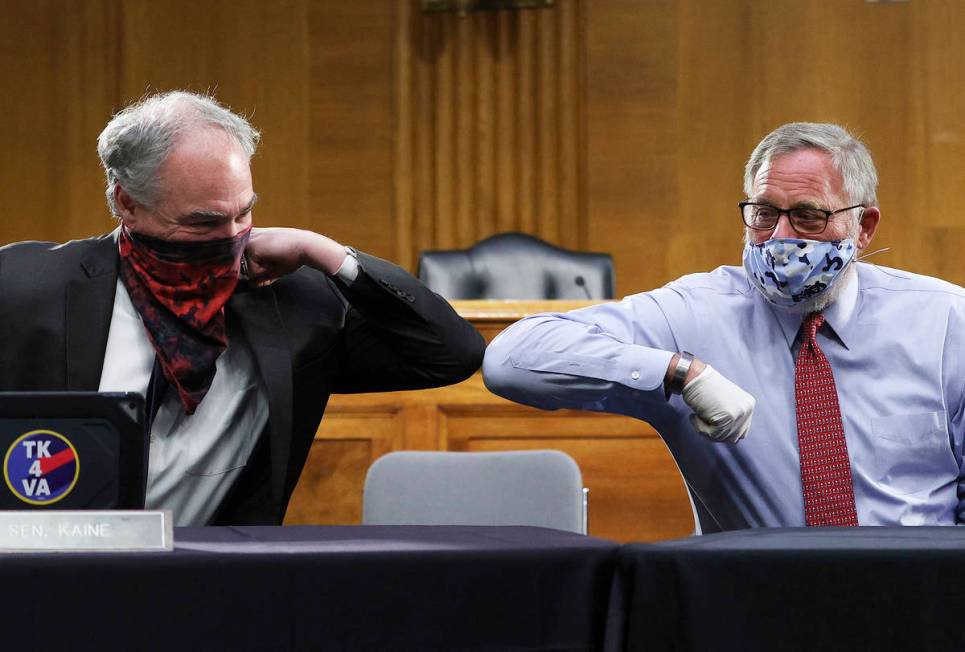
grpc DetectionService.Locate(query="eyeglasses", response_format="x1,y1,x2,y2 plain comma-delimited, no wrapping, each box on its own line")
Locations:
739,202,865,235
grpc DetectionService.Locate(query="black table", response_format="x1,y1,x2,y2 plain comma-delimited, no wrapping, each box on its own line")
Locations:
0,525,618,651
607,527,965,652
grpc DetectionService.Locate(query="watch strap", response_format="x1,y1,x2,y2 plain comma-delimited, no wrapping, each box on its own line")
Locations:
667,351,695,396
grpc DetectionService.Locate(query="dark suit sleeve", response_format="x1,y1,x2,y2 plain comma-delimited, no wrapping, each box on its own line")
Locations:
0,236,117,391
326,251,485,393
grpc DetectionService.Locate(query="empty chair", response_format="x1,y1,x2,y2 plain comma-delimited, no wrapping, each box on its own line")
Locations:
362,450,588,534
418,232,614,300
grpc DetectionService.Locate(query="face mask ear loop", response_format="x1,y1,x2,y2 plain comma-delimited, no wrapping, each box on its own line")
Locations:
856,247,891,262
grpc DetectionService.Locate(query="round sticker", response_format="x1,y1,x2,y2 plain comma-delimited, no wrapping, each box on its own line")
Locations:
3,429,80,505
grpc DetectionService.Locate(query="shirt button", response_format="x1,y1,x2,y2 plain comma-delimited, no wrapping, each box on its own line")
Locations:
631,371,640,380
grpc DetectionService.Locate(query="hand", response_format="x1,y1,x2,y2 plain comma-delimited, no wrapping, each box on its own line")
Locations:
245,227,347,287
682,365,755,444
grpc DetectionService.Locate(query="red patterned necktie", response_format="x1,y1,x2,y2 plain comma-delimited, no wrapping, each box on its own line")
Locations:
795,312,858,526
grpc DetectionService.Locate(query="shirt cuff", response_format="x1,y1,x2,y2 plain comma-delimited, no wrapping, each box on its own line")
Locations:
333,246,360,283
511,346,675,393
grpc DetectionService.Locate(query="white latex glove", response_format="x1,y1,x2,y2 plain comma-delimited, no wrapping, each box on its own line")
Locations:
681,365,756,444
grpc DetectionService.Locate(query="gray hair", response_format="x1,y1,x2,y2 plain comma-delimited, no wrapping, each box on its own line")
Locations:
743,122,878,209
97,91,260,216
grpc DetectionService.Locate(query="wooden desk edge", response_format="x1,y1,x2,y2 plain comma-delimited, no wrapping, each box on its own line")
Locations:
451,299,608,321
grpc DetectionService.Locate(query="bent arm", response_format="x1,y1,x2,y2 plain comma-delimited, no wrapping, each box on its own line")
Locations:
245,227,485,392
483,290,755,443
482,295,681,419
332,251,486,393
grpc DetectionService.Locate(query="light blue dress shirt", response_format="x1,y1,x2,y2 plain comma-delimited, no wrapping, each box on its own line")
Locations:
483,262,965,531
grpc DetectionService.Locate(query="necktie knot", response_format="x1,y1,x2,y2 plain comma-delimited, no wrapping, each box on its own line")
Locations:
802,312,825,343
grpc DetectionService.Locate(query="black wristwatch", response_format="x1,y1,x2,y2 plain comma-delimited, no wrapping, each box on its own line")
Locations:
666,351,695,397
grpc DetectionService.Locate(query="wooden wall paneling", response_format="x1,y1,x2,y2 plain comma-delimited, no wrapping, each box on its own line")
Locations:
285,388,460,527
569,436,693,542
410,6,436,270
557,0,584,251
117,0,311,233
516,9,536,234
672,0,754,280
455,15,476,246
406,403,445,450
309,1,395,259
495,10,518,234
284,364,496,527
398,3,585,265
394,0,416,271
0,0,119,246
903,1,930,278
434,15,456,248
284,406,402,525
473,13,497,242
914,2,965,286
58,1,123,241
238,0,312,234
795,1,905,273
536,6,559,243
585,0,680,297
824,2,916,277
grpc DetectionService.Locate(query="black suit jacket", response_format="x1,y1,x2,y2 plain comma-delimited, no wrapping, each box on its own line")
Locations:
0,233,485,524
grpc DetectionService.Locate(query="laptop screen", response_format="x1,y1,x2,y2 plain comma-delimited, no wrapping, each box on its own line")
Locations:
0,392,147,510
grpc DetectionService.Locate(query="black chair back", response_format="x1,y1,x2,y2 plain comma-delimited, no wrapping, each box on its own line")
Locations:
418,232,615,300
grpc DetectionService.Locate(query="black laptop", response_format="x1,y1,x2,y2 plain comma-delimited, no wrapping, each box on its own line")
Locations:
0,392,148,510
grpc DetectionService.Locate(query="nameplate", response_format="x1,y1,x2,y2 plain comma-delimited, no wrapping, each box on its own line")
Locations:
0,510,173,552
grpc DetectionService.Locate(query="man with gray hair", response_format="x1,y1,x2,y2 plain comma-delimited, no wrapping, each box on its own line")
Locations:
0,91,485,525
484,122,965,531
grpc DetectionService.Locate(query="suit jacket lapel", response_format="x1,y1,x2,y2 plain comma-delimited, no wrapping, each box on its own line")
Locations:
66,234,119,390
228,287,293,508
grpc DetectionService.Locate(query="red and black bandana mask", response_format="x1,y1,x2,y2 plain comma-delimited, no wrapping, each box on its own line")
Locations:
118,226,251,414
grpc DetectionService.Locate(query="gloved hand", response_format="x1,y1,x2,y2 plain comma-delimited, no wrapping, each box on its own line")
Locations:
682,365,755,444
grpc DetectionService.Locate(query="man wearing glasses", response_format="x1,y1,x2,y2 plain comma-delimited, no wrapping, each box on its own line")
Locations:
484,122,965,531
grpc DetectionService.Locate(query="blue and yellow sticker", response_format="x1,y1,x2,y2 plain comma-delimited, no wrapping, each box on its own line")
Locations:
3,429,80,505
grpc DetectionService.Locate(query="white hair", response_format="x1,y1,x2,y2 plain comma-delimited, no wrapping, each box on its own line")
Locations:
743,122,878,211
97,91,260,216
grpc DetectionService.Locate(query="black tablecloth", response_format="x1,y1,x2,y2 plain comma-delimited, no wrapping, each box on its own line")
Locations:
0,525,618,651
607,527,965,652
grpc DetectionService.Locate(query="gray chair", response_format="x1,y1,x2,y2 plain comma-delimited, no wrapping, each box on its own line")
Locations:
418,232,615,300
362,450,589,534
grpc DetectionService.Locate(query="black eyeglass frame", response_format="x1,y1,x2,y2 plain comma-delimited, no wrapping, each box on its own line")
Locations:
738,201,865,235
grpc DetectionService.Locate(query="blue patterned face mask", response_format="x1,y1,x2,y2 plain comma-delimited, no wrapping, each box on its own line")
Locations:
742,238,856,307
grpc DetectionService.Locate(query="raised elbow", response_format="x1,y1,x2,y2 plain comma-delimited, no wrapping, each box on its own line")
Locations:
454,327,487,382
481,335,519,399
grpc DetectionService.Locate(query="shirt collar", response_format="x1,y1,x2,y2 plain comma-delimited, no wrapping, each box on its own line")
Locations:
769,264,860,351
